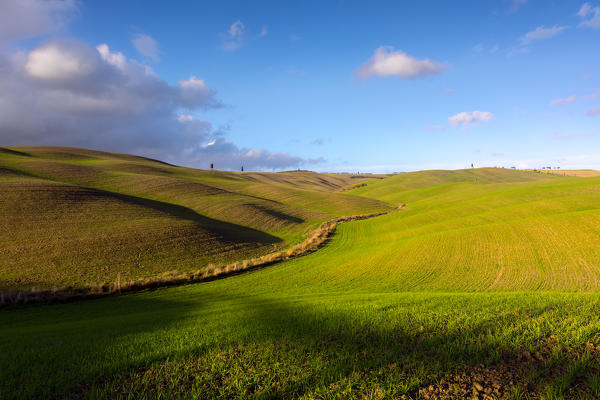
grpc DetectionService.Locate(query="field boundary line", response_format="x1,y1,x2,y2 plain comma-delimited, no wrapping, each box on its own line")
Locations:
0,211,391,308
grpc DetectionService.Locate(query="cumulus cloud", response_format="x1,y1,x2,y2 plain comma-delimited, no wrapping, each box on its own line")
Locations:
519,25,566,44
578,2,600,28
448,111,494,127
1,39,217,143
0,3,315,171
221,20,245,51
25,39,99,80
178,135,304,170
0,39,304,170
356,46,445,79
587,107,600,116
132,33,160,61
0,0,77,43
176,76,222,109
550,95,576,105
97,43,126,69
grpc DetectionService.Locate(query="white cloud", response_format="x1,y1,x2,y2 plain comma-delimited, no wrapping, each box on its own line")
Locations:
181,137,304,170
448,111,494,127
25,39,98,80
202,139,216,148
176,76,220,109
550,95,576,105
519,25,566,44
587,107,600,116
578,2,600,28
0,0,77,43
258,26,268,37
356,46,446,79
0,39,305,171
221,20,245,51
177,113,195,123
132,34,160,61
96,43,126,70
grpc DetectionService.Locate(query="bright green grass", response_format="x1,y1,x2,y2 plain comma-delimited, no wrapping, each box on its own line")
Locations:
281,170,600,291
2,284,600,399
3,165,600,398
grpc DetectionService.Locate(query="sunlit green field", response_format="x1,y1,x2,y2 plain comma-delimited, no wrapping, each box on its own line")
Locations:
3,159,600,399
304,168,600,291
3,287,600,399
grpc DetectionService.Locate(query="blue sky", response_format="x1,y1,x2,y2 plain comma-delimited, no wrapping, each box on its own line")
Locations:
1,0,599,171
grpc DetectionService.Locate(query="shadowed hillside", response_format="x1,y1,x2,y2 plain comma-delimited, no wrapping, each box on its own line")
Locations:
0,146,392,290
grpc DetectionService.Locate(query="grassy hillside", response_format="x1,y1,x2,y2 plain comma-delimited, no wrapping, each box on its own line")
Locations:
297,168,600,291
3,166,600,398
0,146,391,291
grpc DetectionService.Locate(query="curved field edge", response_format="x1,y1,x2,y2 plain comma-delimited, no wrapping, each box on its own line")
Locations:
0,146,392,291
0,212,389,307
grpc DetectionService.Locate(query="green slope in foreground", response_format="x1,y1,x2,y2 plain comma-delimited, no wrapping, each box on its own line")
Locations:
3,166,600,398
0,146,390,291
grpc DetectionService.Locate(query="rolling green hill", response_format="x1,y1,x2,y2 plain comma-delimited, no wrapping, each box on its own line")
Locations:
3,160,600,398
295,168,600,291
0,146,391,291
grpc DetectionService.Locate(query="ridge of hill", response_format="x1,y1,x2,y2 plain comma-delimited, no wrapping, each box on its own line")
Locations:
0,146,392,291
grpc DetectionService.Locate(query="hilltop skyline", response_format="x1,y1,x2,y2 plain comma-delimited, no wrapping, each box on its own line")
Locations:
0,0,599,171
